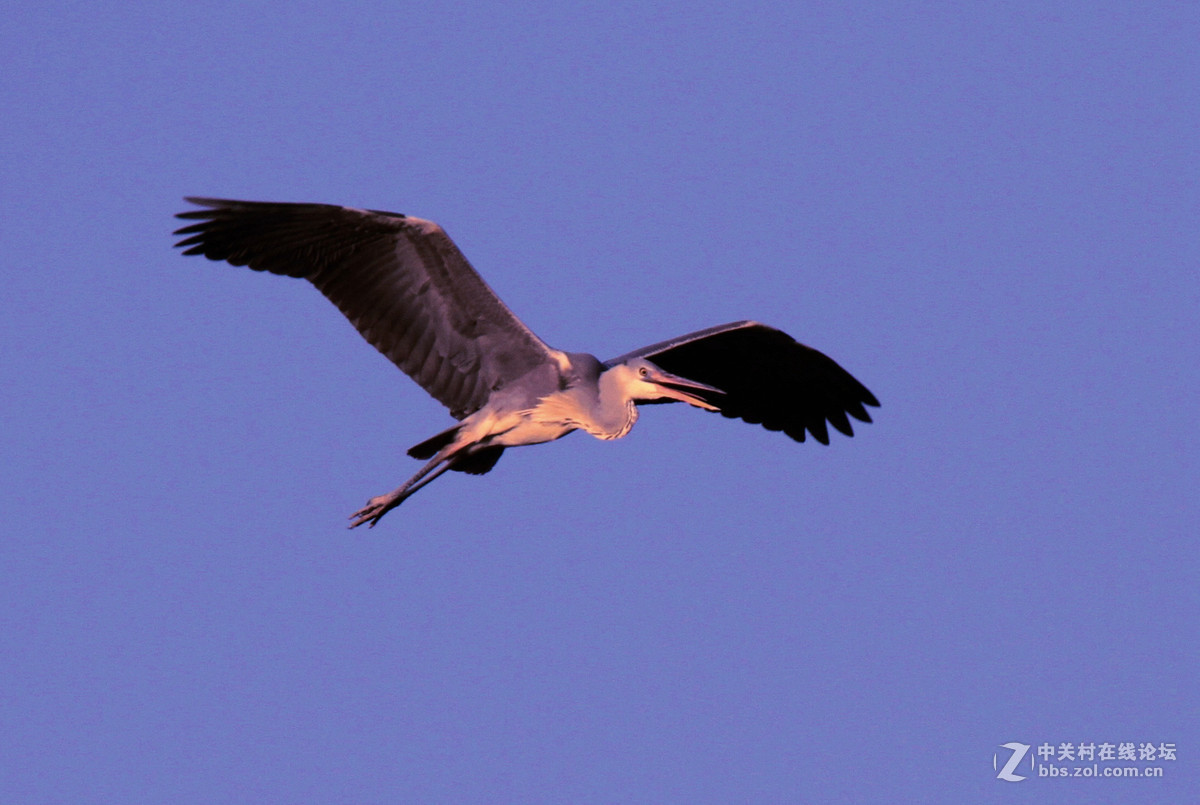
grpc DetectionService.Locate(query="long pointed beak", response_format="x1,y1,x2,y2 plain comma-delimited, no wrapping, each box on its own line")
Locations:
650,369,724,411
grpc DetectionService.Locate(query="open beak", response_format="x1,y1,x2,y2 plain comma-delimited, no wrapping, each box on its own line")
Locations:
649,368,724,411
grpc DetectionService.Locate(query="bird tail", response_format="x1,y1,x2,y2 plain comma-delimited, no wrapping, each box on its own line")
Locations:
407,426,505,475
407,425,461,460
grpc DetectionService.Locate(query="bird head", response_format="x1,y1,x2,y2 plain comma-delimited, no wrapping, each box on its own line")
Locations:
614,359,724,410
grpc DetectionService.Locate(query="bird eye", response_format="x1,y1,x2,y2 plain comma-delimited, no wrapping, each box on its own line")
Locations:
638,366,648,377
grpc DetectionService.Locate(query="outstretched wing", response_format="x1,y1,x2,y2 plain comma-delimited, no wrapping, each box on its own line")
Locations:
606,321,879,444
174,198,558,419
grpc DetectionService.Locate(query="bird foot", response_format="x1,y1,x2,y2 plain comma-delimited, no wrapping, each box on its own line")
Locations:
348,493,398,529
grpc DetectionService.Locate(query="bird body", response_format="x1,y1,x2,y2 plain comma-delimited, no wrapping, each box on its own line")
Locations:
174,198,878,527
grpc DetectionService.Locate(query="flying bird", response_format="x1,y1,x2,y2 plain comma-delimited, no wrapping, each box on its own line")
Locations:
173,198,879,527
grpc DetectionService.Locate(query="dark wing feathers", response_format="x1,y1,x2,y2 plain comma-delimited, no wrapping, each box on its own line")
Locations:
608,321,879,445
173,198,555,419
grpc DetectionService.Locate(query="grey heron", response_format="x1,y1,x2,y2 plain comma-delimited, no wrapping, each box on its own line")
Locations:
173,198,879,527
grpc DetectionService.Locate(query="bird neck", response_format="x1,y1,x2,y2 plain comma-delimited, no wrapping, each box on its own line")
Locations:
590,369,639,440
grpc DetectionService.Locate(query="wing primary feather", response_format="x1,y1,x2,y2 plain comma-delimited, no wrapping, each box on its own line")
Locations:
607,320,878,445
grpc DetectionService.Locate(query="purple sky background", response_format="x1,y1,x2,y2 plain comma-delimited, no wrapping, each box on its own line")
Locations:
3,2,1197,802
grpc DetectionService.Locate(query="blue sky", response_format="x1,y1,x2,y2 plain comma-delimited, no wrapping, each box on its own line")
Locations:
3,2,1197,802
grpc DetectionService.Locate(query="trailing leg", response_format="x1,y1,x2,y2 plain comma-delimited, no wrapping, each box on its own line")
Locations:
348,453,455,529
